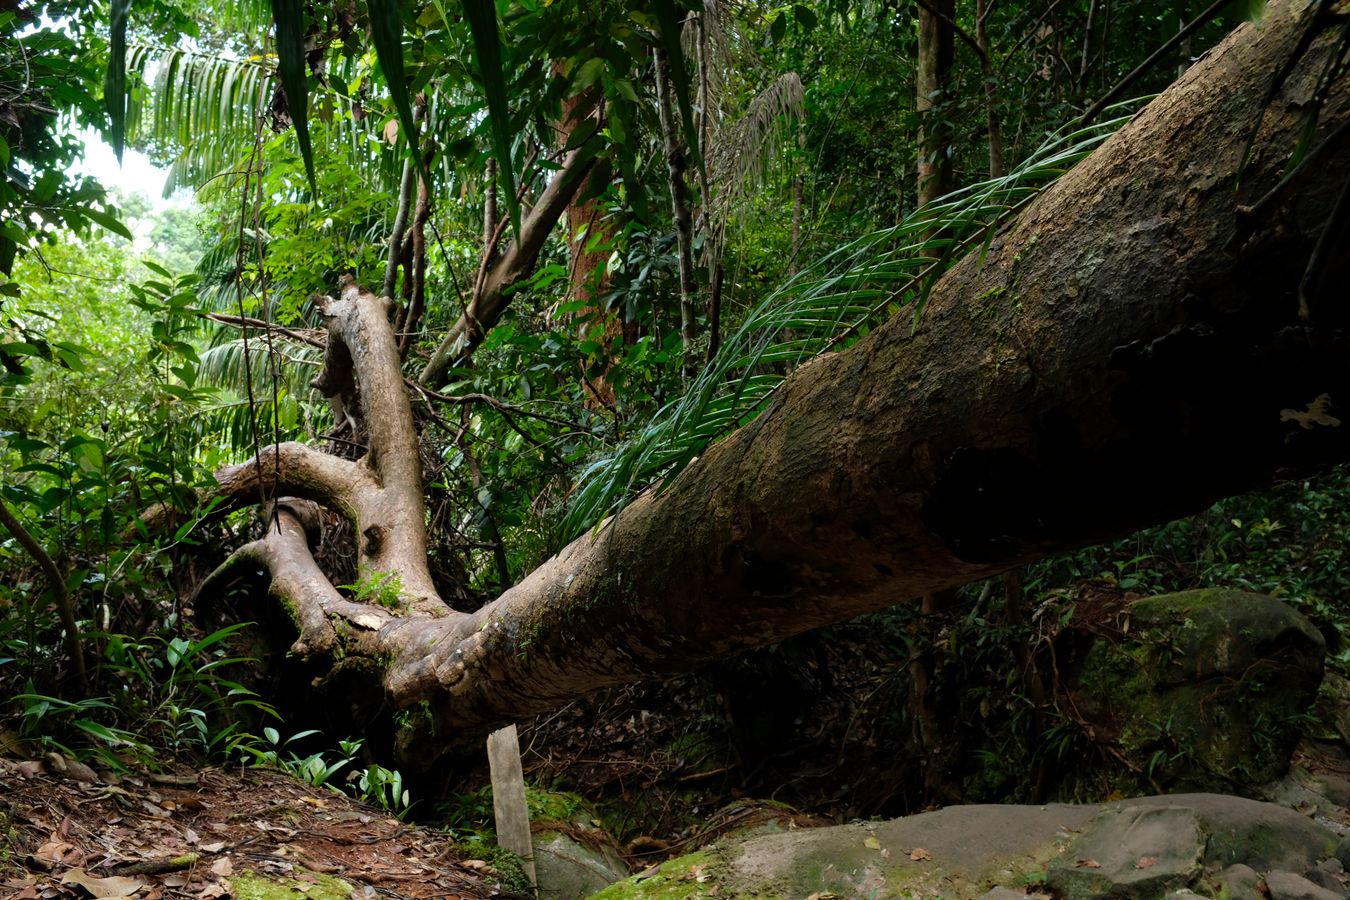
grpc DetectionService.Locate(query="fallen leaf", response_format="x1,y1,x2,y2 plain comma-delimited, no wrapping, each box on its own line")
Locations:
880,848,891,860
1074,858,1102,869
184,828,199,846
14,759,43,778
804,893,838,900
863,836,881,850
909,848,932,861
382,120,400,144
461,860,492,872
34,841,75,864
1136,857,1157,869
199,843,225,854
60,868,144,898
299,797,326,809
209,859,232,878
194,884,226,899
634,865,660,881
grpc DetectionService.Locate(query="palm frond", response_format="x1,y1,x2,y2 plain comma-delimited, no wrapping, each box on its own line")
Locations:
703,71,804,261
126,44,270,195
563,101,1148,541
272,0,317,194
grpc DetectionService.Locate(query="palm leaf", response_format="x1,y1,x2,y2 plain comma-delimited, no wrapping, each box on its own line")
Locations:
272,0,317,195
463,0,520,240
563,101,1148,541
106,0,132,162
366,0,425,188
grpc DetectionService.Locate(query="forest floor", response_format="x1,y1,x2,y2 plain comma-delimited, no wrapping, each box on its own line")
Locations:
0,756,505,900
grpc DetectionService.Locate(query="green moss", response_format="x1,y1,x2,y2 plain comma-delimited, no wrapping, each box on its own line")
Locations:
452,836,535,895
230,870,353,900
526,787,586,824
591,849,721,899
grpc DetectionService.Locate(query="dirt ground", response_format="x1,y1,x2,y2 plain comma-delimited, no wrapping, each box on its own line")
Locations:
0,754,510,900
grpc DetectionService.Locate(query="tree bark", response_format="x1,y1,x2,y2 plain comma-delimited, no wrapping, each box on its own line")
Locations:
916,0,956,206
199,0,1350,771
653,44,700,375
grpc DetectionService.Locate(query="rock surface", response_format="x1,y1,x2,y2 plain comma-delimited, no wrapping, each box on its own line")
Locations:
533,831,630,899
1073,589,1325,792
1045,806,1204,899
594,793,1342,899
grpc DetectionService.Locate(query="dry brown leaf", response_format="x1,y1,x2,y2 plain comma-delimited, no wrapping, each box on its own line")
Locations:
14,759,44,778
209,859,232,878
199,843,225,854
34,841,75,864
909,848,932,861
634,865,660,881
1074,858,1102,869
299,797,327,809
382,120,399,144
863,836,881,850
804,893,838,900
59,867,144,898
1135,856,1158,869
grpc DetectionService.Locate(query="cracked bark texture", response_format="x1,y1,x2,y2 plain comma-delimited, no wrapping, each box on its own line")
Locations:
200,1,1350,771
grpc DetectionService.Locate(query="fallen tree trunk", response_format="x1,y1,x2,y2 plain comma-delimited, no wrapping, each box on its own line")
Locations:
201,0,1350,771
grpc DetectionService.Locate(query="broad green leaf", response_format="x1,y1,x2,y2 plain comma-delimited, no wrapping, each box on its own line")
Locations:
272,0,318,195
463,0,520,240
80,207,133,240
106,0,131,162
366,0,423,185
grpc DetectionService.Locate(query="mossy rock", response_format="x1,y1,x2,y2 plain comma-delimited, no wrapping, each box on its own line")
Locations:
1074,589,1324,792
229,871,354,900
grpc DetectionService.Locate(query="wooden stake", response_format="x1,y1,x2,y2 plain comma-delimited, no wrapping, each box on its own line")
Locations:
487,724,537,891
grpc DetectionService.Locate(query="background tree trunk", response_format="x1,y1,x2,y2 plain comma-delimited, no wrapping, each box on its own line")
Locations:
917,0,956,205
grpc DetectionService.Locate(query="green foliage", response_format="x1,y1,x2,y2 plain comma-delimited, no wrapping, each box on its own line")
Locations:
271,0,317,194
341,571,404,609
240,731,413,815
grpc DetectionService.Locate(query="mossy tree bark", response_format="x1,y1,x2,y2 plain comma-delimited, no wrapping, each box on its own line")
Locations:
195,1,1350,772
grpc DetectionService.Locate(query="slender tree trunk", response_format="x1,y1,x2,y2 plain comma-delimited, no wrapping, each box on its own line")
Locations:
0,498,87,694
654,44,699,374
917,0,956,206
976,0,1005,178
419,147,597,387
560,85,623,408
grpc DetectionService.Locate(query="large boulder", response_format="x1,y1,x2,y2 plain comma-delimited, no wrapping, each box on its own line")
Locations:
592,794,1340,899
1072,589,1324,792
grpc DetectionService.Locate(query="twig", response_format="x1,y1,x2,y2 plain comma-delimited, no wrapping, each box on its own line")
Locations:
106,853,200,876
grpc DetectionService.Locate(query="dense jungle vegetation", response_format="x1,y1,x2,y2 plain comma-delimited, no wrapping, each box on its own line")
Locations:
2,0,1349,850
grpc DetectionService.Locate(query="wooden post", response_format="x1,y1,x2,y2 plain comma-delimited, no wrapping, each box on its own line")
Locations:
487,725,537,892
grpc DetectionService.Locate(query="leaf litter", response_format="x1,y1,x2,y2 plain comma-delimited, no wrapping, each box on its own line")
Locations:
0,754,506,900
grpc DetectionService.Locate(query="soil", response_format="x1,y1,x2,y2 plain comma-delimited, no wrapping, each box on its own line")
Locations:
0,755,509,900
